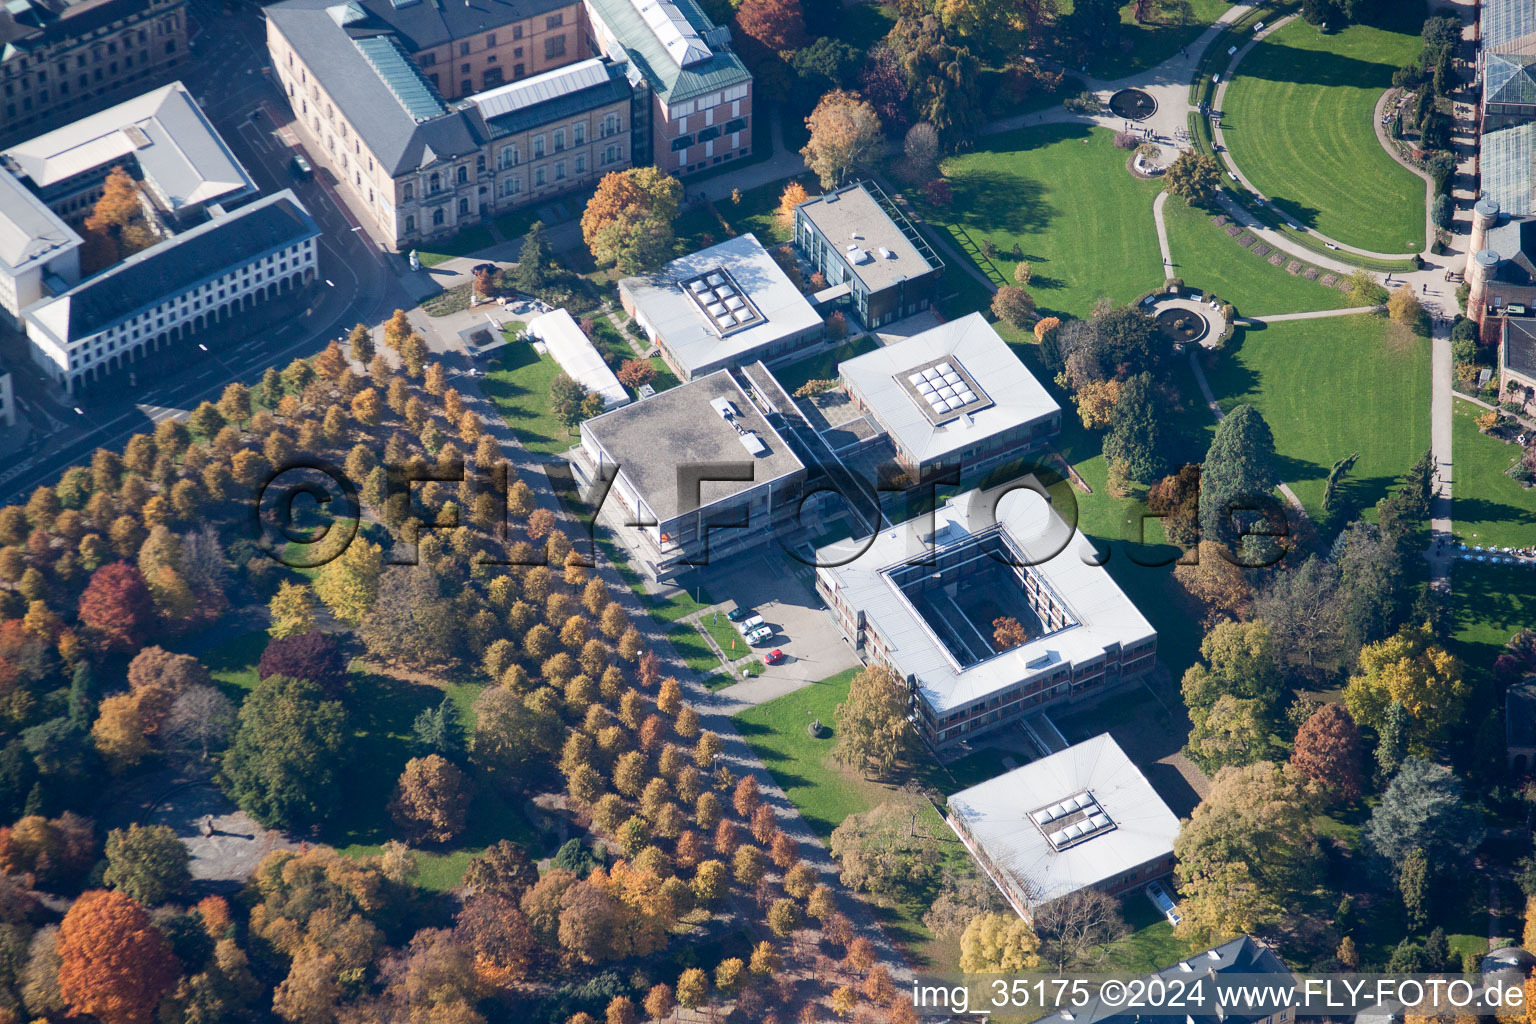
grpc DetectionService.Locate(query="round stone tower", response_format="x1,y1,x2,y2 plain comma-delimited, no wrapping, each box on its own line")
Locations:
1467,199,1503,323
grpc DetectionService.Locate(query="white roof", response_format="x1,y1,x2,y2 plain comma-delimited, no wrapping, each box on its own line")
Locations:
0,166,81,275
466,59,612,120
817,484,1156,716
948,733,1178,911
839,313,1059,465
525,308,631,411
628,0,713,67
619,233,823,378
3,82,254,214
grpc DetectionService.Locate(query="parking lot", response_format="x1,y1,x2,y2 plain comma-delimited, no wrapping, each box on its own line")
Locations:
700,548,863,705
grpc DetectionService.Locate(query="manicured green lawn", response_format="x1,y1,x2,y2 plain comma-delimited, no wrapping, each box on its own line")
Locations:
1204,314,1431,520
1220,13,1427,254
200,630,267,699
733,668,868,841
1451,564,1535,674
1160,198,1355,316
416,223,498,266
720,175,816,245
772,335,880,393
1450,399,1536,548
918,124,1164,319
667,622,725,675
481,338,581,456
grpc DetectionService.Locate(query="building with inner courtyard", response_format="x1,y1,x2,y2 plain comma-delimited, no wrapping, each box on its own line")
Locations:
22,189,319,393
618,231,824,382
0,163,82,324
946,732,1178,919
2,80,255,227
815,484,1157,749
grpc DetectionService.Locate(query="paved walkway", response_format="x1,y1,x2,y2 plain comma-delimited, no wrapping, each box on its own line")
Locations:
1153,191,1175,277
1186,348,1308,516
1209,13,1422,262
1249,305,1383,323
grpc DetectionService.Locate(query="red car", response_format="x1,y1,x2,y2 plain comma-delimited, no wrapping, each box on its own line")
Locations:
765,649,785,665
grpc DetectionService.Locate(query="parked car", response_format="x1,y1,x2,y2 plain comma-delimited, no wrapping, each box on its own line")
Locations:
290,154,313,179
745,625,774,645
765,649,785,665
1145,879,1181,927
736,614,765,633
726,606,753,622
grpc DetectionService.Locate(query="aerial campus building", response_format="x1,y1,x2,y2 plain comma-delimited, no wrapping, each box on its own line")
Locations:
836,312,1061,485
574,368,805,577
264,0,752,251
0,0,188,144
816,486,1157,750
793,180,942,330
619,232,824,382
946,733,1178,919
23,190,320,393
0,164,82,324
1,80,255,226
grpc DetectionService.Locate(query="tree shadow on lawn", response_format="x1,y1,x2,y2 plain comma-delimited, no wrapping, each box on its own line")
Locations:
1256,196,1325,232
324,670,449,848
1456,495,1536,537
1238,41,1401,90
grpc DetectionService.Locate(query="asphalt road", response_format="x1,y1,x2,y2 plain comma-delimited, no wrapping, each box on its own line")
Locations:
0,0,405,502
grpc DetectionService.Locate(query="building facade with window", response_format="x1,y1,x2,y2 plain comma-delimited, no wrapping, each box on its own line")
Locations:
572,369,805,580
582,0,752,173
0,0,187,144
837,312,1060,485
793,181,941,329
266,0,631,251
265,0,750,251
22,189,319,393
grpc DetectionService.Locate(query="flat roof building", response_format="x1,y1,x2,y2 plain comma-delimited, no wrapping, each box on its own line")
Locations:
23,189,320,393
838,311,1060,483
816,485,1157,748
2,81,256,225
619,232,824,381
525,307,630,410
947,733,1178,918
574,368,805,578
793,180,941,329
0,165,83,323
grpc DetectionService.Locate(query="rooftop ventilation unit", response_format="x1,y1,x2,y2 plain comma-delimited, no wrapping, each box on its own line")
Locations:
848,247,870,264
879,246,894,259
739,432,766,456
709,396,737,420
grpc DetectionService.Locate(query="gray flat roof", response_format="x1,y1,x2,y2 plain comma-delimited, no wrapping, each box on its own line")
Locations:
949,733,1178,911
796,181,935,293
0,165,81,274
3,82,255,214
582,369,804,522
839,312,1059,464
818,484,1155,716
621,233,823,377
24,189,319,346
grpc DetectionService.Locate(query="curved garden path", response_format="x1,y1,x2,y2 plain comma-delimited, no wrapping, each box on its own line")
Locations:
1208,13,1424,262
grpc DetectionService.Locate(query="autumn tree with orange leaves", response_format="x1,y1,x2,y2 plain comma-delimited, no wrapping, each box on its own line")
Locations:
58,890,179,1024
